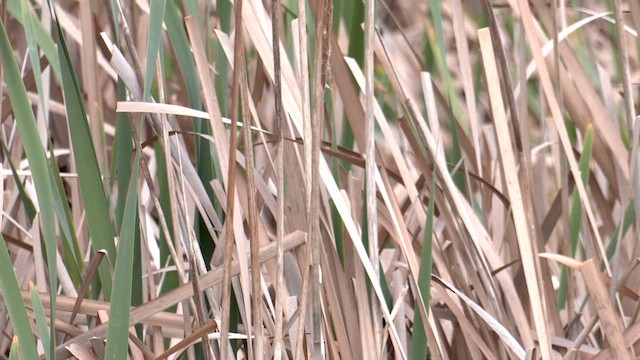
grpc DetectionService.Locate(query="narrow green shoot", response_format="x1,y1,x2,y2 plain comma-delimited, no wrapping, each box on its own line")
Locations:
558,124,594,308
30,282,51,359
411,176,436,359
0,17,59,359
104,147,140,360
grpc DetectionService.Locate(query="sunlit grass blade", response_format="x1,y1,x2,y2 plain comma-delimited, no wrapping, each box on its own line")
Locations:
52,3,117,297
0,233,39,359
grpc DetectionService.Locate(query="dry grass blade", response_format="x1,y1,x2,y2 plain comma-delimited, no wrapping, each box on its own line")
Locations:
53,232,306,359
433,275,525,358
15,291,191,331
236,18,264,360
293,0,311,355
451,0,481,173
185,14,234,358
364,0,380,353
154,320,218,360
116,101,269,134
219,0,246,354
479,27,552,359
184,17,230,184
610,0,635,129
579,259,631,359
271,0,286,357
78,0,104,172
516,0,610,275
309,0,332,357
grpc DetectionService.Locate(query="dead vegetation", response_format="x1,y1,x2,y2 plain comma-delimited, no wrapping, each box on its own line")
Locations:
0,0,640,359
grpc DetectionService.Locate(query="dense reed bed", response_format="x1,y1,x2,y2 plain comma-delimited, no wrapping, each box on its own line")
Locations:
1,0,639,358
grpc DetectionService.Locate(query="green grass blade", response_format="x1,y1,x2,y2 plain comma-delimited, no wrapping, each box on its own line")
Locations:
346,0,364,67
52,5,117,297
9,337,20,360
185,0,201,24
569,124,594,255
0,233,39,359
427,0,467,192
0,17,58,359
49,147,84,286
559,124,594,307
166,0,219,264
0,141,37,222
579,125,594,185
112,83,134,231
7,0,61,79
411,176,436,359
165,0,202,109
155,143,179,300
142,0,167,101
30,282,51,359
105,146,140,360
168,0,218,261
20,0,48,125
607,202,635,259
213,1,230,116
